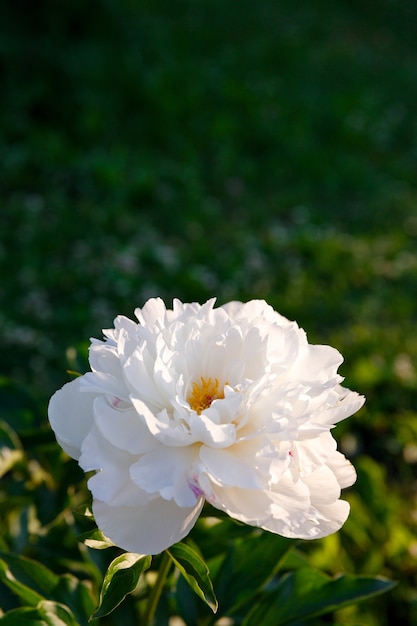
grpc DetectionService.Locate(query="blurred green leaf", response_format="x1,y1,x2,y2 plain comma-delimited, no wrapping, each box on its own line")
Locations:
0,420,24,478
0,420,22,450
0,554,58,606
0,600,79,625
0,607,48,625
0,559,43,607
53,575,95,626
92,552,151,619
0,380,42,433
0,449,23,479
168,542,218,613
0,553,94,626
243,568,396,625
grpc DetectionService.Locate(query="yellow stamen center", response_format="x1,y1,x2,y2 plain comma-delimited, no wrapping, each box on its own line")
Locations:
188,376,225,415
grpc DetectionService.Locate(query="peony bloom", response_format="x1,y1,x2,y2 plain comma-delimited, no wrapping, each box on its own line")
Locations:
48,298,365,555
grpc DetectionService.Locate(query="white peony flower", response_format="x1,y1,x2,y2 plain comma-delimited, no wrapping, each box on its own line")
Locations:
48,298,365,555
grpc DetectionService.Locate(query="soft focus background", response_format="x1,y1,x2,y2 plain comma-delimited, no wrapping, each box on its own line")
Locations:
1,0,417,623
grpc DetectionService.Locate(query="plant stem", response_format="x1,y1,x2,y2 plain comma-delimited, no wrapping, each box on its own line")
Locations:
143,551,172,626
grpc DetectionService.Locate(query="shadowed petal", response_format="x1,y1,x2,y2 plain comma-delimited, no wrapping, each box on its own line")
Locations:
80,422,148,506
93,396,157,455
92,496,203,555
48,377,95,460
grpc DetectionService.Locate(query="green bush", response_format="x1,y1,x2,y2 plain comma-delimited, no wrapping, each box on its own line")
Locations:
1,1,416,623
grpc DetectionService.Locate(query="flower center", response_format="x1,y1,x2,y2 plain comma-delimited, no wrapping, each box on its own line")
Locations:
188,376,225,414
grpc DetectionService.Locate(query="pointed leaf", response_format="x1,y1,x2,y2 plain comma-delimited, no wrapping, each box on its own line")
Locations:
92,552,152,619
243,568,397,626
168,542,218,613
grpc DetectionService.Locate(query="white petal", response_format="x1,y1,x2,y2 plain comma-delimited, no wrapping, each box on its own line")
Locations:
302,465,341,505
209,390,245,426
189,412,236,447
113,314,138,336
199,439,273,489
92,496,203,555
79,422,148,506
135,298,167,329
117,326,140,364
206,467,350,541
124,351,164,410
131,398,194,446
240,326,269,380
319,387,366,427
222,299,277,324
312,500,351,537
48,377,95,459
267,476,350,540
207,471,313,538
292,343,344,383
93,396,157,455
88,342,123,379
153,350,178,404
291,432,337,476
327,451,357,489
260,473,344,540
130,444,200,506
208,482,285,525
81,371,129,401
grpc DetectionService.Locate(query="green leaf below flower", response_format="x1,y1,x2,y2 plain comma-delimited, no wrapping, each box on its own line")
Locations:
167,542,218,613
92,552,152,619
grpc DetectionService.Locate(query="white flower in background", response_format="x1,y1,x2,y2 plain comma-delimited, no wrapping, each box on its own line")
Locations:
48,298,365,555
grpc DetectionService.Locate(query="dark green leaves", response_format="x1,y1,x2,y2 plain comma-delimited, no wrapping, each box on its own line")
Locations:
0,558,44,607
0,553,95,626
0,543,396,625
0,601,80,626
92,553,152,619
243,568,397,626
213,531,295,616
168,542,218,613
0,420,23,479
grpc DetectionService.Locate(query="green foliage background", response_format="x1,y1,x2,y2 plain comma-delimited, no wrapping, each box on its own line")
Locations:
1,0,416,623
